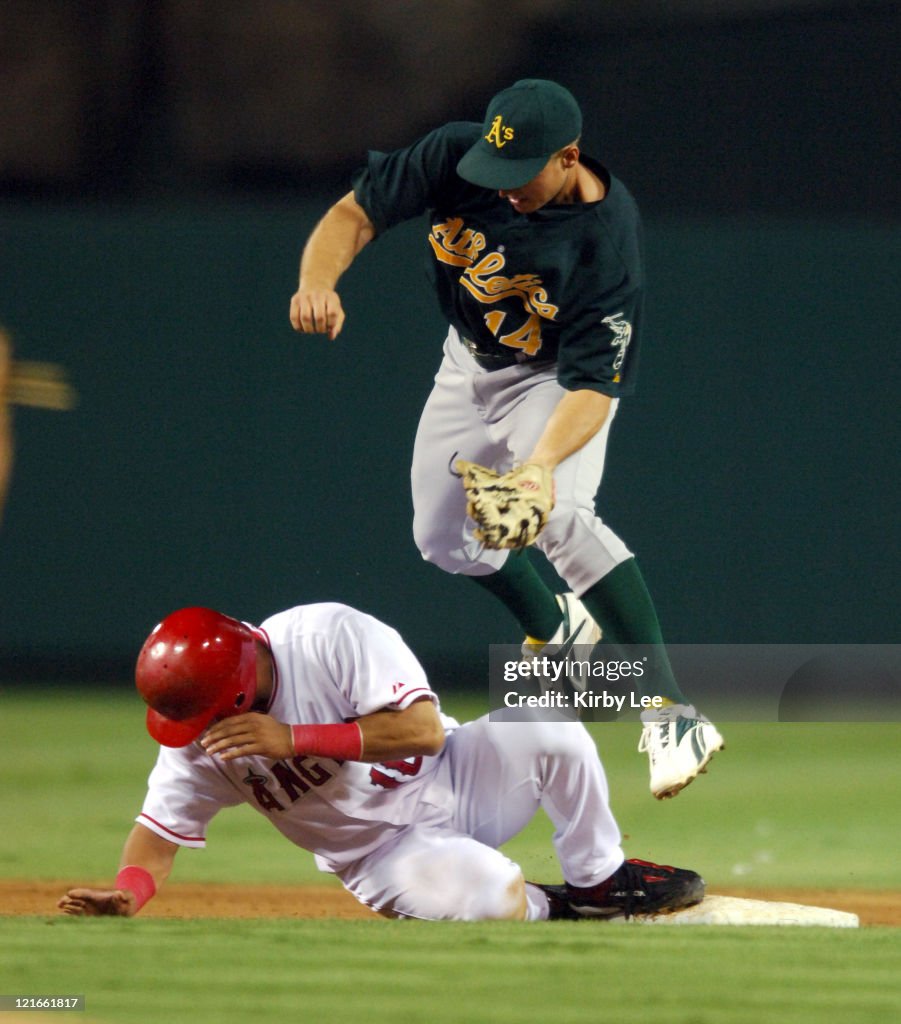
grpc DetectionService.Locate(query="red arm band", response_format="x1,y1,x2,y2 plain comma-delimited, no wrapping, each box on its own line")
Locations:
115,865,156,912
291,722,364,761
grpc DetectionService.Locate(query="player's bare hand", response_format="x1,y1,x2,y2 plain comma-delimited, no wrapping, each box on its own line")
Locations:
58,887,137,917
289,287,345,340
200,713,294,761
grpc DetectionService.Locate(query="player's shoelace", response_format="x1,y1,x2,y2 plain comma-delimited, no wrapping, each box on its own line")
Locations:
638,710,700,757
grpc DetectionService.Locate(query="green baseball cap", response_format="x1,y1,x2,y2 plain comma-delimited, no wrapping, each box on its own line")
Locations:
456,79,583,190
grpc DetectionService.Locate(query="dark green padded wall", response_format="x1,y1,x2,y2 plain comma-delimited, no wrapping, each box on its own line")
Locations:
0,202,897,678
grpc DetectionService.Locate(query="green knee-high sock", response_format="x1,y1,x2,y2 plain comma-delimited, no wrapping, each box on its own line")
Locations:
580,558,688,704
467,552,563,641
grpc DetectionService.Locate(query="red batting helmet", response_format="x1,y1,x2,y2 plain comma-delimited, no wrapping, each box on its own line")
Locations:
135,607,259,747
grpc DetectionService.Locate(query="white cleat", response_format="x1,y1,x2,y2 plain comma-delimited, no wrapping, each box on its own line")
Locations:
521,593,602,659
521,594,602,698
638,704,725,799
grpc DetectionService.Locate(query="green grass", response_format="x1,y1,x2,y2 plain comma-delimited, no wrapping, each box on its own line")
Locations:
2,918,899,1024
2,688,899,1024
4,689,896,888
576,717,901,890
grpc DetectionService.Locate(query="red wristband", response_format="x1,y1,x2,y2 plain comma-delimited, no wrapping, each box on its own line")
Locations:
291,722,364,761
115,865,156,912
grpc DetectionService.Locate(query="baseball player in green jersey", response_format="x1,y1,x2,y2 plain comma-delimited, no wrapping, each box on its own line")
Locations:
289,79,723,799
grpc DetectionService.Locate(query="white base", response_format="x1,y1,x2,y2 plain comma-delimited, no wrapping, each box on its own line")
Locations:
615,894,859,928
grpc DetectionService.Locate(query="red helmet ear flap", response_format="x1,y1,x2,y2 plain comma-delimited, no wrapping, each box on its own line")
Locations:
136,607,258,747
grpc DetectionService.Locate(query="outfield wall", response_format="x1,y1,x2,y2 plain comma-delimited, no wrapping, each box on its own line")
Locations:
0,202,897,679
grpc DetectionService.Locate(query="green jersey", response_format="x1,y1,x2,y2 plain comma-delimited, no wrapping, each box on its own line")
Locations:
353,121,643,396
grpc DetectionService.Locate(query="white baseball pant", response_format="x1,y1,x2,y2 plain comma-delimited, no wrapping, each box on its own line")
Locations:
335,714,624,920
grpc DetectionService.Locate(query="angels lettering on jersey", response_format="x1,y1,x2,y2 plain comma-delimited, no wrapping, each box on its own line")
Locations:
242,754,425,812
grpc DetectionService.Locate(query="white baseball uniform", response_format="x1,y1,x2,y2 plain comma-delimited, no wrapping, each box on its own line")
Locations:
137,602,624,920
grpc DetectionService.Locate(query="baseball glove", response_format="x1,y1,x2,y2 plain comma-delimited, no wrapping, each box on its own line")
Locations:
456,459,554,550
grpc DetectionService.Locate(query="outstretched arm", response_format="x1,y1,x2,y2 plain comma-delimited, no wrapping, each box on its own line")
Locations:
289,191,377,339
57,823,179,917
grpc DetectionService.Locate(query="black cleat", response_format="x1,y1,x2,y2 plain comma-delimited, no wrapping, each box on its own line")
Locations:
536,858,705,920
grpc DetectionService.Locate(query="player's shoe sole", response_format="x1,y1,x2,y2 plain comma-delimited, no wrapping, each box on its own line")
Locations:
638,705,725,799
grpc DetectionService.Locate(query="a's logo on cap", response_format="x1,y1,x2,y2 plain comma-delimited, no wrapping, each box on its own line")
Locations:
484,115,515,149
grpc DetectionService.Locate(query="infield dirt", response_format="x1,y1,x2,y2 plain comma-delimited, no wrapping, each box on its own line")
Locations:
4,882,900,926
